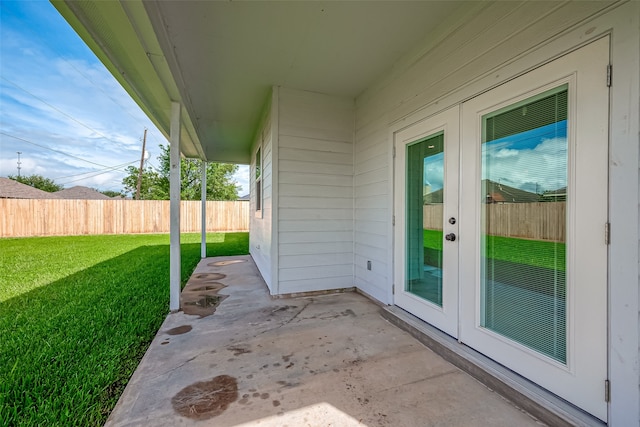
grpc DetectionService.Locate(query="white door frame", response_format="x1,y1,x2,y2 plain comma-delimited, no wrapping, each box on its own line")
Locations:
458,37,609,421
393,106,460,338
392,37,610,421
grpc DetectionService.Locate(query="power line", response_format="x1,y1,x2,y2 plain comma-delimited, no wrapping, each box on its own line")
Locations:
0,131,118,169
58,165,132,185
1,76,130,147
53,159,138,180
0,3,163,140
16,151,22,177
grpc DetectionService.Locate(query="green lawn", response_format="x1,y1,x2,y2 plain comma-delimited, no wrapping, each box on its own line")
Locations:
0,232,248,427
423,229,565,271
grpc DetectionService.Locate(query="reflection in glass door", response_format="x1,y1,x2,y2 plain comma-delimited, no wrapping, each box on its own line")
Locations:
406,133,444,306
480,85,568,363
394,105,459,338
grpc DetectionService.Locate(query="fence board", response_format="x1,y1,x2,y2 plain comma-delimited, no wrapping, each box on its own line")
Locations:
424,202,565,241
0,199,249,237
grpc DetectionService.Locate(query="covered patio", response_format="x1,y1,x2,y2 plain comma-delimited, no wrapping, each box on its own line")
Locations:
53,1,639,425
105,255,540,426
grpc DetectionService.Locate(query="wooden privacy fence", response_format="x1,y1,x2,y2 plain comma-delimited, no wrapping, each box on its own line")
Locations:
0,199,249,238
424,202,566,242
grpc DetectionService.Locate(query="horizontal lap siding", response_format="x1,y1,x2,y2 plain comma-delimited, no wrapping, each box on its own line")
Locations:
352,120,390,302
250,104,274,291
277,88,354,295
353,1,614,304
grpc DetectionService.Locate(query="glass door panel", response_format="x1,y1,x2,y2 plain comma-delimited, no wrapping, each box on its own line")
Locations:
459,37,608,420
480,86,568,363
394,105,459,338
406,133,444,306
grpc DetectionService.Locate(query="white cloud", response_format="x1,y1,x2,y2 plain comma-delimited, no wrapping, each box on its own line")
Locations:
0,11,166,192
483,137,567,193
233,165,250,196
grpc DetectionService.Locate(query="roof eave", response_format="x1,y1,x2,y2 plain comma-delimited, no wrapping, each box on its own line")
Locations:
51,0,205,160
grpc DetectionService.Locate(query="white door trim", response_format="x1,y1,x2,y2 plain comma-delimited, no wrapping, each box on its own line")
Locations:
459,37,609,421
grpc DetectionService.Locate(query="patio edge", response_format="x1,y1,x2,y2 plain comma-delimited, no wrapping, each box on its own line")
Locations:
380,305,605,427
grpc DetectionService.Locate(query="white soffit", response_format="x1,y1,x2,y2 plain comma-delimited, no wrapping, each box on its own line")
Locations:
58,1,472,163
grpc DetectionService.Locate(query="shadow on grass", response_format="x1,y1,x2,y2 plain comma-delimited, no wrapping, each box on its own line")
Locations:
0,233,248,427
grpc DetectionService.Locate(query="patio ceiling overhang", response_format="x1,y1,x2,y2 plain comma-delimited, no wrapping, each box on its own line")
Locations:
52,1,477,164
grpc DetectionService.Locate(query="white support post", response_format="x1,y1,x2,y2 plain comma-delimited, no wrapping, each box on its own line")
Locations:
169,102,181,312
201,159,207,259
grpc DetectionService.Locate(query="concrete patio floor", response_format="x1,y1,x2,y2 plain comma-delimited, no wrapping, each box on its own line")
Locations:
105,255,543,427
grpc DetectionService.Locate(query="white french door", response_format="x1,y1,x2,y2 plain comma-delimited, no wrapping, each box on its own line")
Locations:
394,37,609,421
394,106,459,338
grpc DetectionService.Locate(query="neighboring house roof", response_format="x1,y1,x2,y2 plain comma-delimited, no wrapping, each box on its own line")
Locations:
423,181,541,205
482,179,539,203
541,187,567,201
0,177,61,199
424,189,443,204
53,186,112,200
238,194,250,201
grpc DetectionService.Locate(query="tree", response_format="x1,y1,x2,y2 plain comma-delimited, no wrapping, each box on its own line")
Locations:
99,189,125,198
122,144,240,200
121,166,166,200
8,174,63,192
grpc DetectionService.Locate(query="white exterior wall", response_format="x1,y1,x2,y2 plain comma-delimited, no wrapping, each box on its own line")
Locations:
250,99,275,291
276,87,355,295
353,1,639,424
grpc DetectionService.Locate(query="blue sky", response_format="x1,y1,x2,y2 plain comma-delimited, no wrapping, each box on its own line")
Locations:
422,120,567,195
0,1,249,195
482,120,567,194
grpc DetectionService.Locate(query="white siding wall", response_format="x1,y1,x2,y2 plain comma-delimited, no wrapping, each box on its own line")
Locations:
353,2,638,424
276,87,355,295
250,102,274,291
354,0,623,305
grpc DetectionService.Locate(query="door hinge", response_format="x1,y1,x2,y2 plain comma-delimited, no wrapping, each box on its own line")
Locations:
392,284,395,295
392,215,395,226
605,222,611,245
605,379,611,402
606,64,612,87
392,145,396,158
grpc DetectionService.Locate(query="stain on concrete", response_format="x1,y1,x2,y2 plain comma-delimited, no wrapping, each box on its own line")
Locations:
285,362,294,369
273,305,297,313
260,393,269,399
181,275,228,318
227,346,252,356
272,400,281,407
276,381,298,388
342,309,356,317
186,295,225,307
192,273,226,281
171,375,238,420
209,259,247,266
182,294,228,318
282,354,293,362
166,325,192,335
190,284,224,292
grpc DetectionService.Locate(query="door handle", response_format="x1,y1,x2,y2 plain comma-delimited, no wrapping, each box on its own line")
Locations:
445,233,456,242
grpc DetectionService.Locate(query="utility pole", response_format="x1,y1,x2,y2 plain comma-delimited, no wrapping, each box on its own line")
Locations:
135,128,148,200
16,152,22,177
